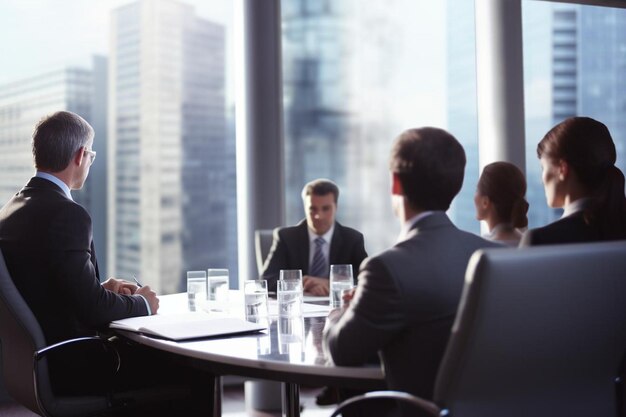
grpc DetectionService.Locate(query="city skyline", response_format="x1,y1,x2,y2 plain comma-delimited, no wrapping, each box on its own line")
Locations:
1,1,624,292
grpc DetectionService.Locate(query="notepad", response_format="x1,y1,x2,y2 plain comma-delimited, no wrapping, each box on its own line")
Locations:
110,313,266,341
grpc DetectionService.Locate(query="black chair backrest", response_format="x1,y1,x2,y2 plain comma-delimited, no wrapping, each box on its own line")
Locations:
0,248,51,414
255,229,275,276
435,241,626,417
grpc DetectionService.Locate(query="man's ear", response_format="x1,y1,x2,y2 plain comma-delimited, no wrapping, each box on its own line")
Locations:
391,173,404,195
73,147,84,166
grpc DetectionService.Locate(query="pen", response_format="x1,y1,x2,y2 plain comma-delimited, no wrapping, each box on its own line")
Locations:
133,274,143,288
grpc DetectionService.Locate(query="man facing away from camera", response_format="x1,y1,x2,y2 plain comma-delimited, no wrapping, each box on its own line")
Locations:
0,111,214,416
324,127,499,415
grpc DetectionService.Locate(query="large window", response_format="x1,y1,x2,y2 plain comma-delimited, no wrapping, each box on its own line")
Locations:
0,0,236,294
522,1,626,228
281,0,479,255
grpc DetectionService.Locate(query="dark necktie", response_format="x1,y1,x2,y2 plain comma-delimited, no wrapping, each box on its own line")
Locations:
309,237,327,278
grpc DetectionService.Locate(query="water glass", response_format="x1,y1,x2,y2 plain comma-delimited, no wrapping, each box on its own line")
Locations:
208,268,229,311
329,264,354,308
244,279,269,320
187,270,207,312
279,269,302,281
277,279,303,317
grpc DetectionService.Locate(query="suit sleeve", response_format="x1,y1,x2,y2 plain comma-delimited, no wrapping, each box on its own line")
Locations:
47,203,148,327
261,228,287,293
324,256,406,366
351,233,368,282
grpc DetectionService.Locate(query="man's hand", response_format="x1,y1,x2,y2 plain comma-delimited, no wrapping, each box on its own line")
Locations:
102,277,138,295
342,287,356,307
135,286,159,314
303,275,330,296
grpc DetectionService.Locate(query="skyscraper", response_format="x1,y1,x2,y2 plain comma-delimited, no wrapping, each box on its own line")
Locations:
281,0,406,254
109,0,229,293
0,58,109,275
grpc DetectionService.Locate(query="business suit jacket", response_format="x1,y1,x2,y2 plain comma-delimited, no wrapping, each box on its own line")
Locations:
520,212,603,246
324,212,499,401
0,177,148,345
261,220,368,292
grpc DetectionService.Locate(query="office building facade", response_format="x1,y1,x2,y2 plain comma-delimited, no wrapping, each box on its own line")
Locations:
0,59,109,276
109,0,230,293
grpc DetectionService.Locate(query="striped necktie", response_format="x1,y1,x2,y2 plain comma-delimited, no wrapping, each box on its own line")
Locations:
309,237,327,278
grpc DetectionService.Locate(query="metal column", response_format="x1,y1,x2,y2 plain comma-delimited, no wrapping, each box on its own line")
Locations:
475,0,526,173
235,0,285,285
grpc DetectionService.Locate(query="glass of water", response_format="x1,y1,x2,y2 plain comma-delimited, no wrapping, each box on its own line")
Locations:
244,279,269,320
329,264,354,308
208,268,229,311
277,279,303,317
187,270,207,312
279,269,302,281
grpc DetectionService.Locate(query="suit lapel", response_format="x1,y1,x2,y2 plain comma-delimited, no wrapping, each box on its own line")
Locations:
329,222,343,265
296,221,311,273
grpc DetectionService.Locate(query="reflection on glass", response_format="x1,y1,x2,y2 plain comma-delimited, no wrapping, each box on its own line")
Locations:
278,316,305,360
282,1,479,254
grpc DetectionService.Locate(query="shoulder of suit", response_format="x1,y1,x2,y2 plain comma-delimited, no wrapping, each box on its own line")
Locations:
277,223,306,239
334,222,364,238
525,214,588,245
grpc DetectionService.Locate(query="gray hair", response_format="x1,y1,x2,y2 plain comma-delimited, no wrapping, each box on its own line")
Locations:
32,111,94,172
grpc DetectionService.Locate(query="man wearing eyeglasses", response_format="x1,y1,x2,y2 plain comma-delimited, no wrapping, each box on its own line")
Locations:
0,111,214,416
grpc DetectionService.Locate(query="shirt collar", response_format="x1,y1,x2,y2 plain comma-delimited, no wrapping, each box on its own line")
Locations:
398,211,434,242
35,171,73,201
308,222,335,244
562,198,591,218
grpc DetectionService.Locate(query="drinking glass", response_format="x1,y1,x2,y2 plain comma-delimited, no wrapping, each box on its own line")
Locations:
244,279,269,320
279,269,302,281
329,264,354,308
277,279,303,317
186,270,207,312
208,268,229,311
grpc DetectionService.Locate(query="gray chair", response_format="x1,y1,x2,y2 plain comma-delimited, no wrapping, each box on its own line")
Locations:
0,248,141,417
254,229,275,276
330,241,626,417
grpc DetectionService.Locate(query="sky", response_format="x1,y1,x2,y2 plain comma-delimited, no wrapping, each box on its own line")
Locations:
0,0,233,84
0,0,446,125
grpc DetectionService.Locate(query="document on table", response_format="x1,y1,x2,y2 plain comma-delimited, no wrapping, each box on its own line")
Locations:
267,300,330,317
110,312,266,341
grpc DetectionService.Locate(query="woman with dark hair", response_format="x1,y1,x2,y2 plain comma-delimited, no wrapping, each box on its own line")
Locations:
521,116,626,246
474,161,529,246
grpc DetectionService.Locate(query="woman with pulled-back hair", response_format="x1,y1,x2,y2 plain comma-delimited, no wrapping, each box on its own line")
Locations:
475,161,529,246
521,116,626,246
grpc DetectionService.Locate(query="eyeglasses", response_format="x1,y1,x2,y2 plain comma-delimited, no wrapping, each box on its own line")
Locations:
83,148,97,165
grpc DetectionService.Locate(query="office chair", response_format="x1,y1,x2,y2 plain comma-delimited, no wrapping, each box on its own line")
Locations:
330,241,626,417
254,229,275,276
0,248,141,417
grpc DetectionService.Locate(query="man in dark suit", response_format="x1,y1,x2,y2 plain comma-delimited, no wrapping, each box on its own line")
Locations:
0,111,212,416
261,179,368,295
324,128,499,410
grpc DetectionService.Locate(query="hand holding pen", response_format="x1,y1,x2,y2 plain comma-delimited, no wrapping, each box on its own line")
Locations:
133,274,143,288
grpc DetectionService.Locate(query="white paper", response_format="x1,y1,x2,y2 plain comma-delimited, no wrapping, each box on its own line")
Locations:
110,312,265,340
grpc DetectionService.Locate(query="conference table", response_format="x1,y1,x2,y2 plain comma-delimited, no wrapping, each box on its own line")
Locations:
114,293,385,417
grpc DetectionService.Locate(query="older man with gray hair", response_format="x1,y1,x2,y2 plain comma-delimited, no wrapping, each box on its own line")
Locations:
0,111,214,416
